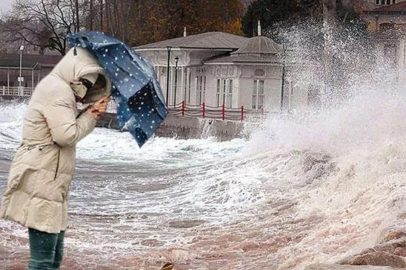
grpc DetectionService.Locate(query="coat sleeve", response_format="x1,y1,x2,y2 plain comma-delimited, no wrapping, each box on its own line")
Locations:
44,97,97,147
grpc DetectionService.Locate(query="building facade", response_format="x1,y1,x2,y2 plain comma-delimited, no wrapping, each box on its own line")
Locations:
0,54,61,96
361,1,406,84
363,1,406,32
135,31,306,113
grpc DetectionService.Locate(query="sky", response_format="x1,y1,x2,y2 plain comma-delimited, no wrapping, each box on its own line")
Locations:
1,0,14,14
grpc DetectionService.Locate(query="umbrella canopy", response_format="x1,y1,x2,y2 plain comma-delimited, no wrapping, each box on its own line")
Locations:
67,31,168,147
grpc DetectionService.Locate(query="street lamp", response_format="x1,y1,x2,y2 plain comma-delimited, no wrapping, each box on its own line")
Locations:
173,56,179,108
19,45,24,96
280,43,286,111
166,46,171,106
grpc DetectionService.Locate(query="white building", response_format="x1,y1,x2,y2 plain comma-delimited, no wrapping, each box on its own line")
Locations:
135,31,307,113
362,1,406,85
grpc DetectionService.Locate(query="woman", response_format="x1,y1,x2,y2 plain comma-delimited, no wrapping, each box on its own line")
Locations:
0,46,112,269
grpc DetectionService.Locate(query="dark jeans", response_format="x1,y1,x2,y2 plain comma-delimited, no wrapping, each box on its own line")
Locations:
27,228,65,270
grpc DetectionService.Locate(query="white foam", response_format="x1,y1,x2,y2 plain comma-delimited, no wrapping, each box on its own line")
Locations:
1,64,406,268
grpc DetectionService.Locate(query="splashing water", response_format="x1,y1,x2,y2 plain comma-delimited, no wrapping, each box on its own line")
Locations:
1,24,406,270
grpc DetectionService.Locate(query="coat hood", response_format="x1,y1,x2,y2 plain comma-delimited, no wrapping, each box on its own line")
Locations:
51,47,112,103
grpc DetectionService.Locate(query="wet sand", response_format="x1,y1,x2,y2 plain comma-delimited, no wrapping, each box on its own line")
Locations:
0,154,305,270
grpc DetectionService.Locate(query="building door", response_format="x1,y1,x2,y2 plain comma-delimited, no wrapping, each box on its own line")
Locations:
216,78,233,108
252,80,264,110
196,75,206,105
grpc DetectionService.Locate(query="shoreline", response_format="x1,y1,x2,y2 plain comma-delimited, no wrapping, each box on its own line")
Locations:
96,112,250,141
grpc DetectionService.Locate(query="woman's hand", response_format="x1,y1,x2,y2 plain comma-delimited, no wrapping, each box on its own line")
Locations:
88,96,111,119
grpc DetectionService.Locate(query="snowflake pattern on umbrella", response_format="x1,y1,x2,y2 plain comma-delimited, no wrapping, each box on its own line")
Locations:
67,31,168,147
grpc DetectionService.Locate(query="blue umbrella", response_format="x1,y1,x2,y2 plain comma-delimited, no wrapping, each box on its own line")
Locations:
67,31,168,147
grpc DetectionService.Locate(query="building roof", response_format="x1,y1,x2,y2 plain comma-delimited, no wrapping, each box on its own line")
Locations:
232,35,281,55
0,54,62,68
205,35,281,65
135,32,249,50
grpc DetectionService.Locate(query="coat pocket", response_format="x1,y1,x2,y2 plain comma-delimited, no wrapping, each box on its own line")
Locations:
53,150,61,180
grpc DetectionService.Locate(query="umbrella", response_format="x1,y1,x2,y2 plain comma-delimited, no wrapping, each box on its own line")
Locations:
67,31,168,147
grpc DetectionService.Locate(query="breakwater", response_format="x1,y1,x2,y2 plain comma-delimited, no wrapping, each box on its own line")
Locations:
97,113,248,141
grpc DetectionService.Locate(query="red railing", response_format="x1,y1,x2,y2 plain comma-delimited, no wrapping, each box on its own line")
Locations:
168,101,265,122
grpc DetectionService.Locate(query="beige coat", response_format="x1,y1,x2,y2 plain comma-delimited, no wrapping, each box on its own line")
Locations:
0,47,111,233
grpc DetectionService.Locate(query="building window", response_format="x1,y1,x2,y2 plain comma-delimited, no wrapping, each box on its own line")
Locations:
252,80,264,110
182,68,188,103
378,0,395,4
187,71,191,104
222,79,227,106
216,79,233,108
196,75,206,105
216,79,220,106
227,80,233,108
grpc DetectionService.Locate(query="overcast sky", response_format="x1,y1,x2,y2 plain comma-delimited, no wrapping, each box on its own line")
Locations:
1,0,14,14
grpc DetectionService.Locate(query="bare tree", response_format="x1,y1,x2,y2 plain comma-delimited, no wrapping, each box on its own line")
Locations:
100,0,103,30
89,0,93,30
1,0,87,55
104,0,132,41
75,0,80,32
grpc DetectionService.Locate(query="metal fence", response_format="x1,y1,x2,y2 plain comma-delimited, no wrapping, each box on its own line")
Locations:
1,86,34,96
99,100,268,122
168,101,267,122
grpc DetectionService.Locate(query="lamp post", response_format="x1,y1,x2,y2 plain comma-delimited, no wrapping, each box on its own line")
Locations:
280,43,286,111
173,56,179,108
19,45,24,96
166,46,171,106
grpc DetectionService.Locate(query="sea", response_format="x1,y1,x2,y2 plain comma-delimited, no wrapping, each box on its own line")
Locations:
1,23,406,270
1,78,406,270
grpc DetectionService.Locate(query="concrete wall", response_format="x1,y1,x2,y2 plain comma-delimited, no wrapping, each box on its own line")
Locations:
97,113,247,141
